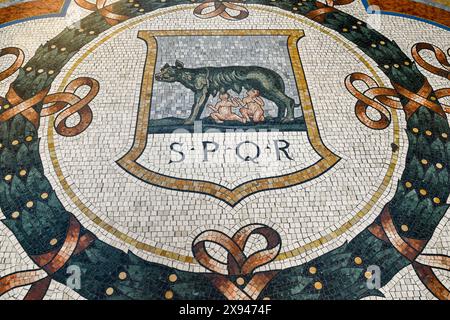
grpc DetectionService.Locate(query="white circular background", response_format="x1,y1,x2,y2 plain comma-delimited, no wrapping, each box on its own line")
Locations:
40,5,407,271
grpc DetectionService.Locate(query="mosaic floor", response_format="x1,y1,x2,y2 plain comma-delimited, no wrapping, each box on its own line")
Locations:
0,0,449,301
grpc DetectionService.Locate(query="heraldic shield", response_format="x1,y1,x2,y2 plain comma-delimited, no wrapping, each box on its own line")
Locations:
117,29,340,207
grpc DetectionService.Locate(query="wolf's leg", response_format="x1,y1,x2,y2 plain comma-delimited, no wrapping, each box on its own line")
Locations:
282,94,295,123
185,89,209,125
271,91,295,123
263,91,287,120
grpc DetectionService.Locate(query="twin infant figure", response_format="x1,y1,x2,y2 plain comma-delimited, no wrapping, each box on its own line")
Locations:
208,89,265,124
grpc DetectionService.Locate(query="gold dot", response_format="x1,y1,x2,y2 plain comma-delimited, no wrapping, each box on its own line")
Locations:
292,7,298,10
41,192,49,200
3,104,9,109
19,169,27,177
25,135,33,142
78,28,84,32
133,3,139,6
11,211,20,219
357,21,363,25
412,127,419,133
425,130,432,136
168,274,177,282
50,45,56,49
383,64,390,69
309,266,317,275
119,272,127,280
371,43,377,48
380,40,386,45
11,140,19,146
4,174,12,182
352,25,358,29
164,290,173,299
436,163,443,169
89,31,95,35
0,143,3,149
364,271,372,279
236,277,245,286
128,0,134,2
419,189,427,196
60,47,66,52
393,64,400,68
105,287,114,296
433,197,441,204
37,69,44,74
314,281,323,290
263,296,271,300
354,257,363,265
48,70,54,75
25,66,32,72
405,181,412,188
139,8,144,12
430,96,437,101
401,224,409,232
442,133,448,139
49,238,58,246
404,61,410,66
421,159,428,165
342,28,348,32
26,201,34,208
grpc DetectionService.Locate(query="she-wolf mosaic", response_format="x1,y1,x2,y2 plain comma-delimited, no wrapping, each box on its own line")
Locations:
0,0,449,301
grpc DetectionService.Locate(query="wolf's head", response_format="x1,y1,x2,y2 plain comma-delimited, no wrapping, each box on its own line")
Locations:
155,60,185,82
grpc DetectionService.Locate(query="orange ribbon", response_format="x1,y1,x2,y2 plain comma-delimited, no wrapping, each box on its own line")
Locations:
193,0,249,21
345,72,400,130
306,0,355,22
192,224,280,300
345,43,450,130
0,47,99,137
0,47,24,82
412,42,450,80
74,0,129,26
369,206,450,300
0,215,96,299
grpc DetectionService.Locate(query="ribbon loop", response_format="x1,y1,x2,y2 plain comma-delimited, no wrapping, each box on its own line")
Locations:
0,47,24,82
346,43,450,130
0,46,99,137
42,77,99,137
193,224,280,300
345,72,400,130
193,0,249,21
192,224,281,276
74,0,129,25
412,42,450,80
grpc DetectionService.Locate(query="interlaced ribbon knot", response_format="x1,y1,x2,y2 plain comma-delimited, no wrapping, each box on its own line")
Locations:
192,224,281,300
193,0,249,21
346,42,450,130
0,47,99,137
74,0,129,26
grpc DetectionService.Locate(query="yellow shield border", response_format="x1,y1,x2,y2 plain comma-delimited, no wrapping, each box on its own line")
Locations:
117,29,341,207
